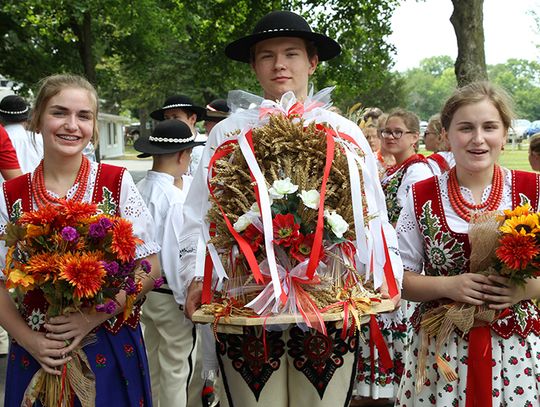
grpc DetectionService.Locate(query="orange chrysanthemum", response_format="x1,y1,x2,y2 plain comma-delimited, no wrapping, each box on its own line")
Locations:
59,252,105,299
25,252,61,282
496,234,539,270
111,218,142,262
61,200,98,224
26,224,51,239
19,204,58,226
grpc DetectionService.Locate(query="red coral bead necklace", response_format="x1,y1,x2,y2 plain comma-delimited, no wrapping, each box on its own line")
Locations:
32,155,90,209
447,165,503,222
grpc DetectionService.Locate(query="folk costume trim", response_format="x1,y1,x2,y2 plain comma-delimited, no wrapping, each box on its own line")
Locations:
426,152,450,173
382,153,428,224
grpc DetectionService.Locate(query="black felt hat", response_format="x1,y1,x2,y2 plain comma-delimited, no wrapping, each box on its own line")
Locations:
0,95,30,123
150,95,206,122
203,99,230,122
134,120,204,158
225,11,341,63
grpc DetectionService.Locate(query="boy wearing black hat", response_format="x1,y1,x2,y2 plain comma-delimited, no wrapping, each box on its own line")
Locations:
180,10,402,407
150,95,207,175
203,98,230,135
0,94,43,179
134,120,205,407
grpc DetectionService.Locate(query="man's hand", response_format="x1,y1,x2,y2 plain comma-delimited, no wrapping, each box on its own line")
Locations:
185,280,203,320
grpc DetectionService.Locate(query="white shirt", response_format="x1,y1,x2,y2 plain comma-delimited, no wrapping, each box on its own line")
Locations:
178,90,403,294
426,151,456,176
2,124,43,175
137,171,192,305
189,133,207,175
0,162,159,272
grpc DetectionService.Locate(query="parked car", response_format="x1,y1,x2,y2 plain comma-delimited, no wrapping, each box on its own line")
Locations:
524,120,540,138
508,119,531,143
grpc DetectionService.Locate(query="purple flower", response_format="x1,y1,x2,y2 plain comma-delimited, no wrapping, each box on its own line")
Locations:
96,300,117,314
120,260,136,276
153,277,164,289
61,226,79,242
124,278,137,295
88,223,106,239
140,259,151,274
103,261,120,276
99,217,113,230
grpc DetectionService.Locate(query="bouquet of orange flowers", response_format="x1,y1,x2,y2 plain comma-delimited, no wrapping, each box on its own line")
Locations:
1,199,159,407
493,203,540,285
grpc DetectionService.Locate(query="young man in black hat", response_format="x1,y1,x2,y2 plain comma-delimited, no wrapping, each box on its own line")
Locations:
202,98,230,135
180,10,402,407
0,94,42,179
134,120,206,407
150,95,207,175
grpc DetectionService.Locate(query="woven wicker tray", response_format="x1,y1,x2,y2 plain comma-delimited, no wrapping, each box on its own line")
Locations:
191,298,395,333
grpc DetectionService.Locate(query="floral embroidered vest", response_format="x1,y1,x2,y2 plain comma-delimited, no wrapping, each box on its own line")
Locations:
382,154,427,224
410,170,540,339
3,164,142,335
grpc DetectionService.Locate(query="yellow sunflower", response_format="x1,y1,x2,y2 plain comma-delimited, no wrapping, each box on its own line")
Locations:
502,203,533,218
499,213,540,237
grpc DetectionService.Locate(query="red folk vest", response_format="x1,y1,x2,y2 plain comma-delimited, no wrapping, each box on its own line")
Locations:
410,170,540,339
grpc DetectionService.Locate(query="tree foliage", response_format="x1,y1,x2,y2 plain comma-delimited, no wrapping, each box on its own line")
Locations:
402,56,457,120
0,0,404,122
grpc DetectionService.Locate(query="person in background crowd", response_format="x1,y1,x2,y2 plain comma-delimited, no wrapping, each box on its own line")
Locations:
374,113,395,178
0,95,43,178
203,98,230,135
528,132,540,171
150,95,206,176
135,119,204,407
0,124,21,181
0,73,160,405
354,108,432,406
424,113,455,175
360,118,382,153
396,81,540,406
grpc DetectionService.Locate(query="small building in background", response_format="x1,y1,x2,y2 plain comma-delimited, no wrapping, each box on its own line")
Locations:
97,112,131,159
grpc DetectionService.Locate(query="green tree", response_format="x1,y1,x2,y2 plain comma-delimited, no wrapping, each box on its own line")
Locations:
403,56,456,119
489,59,540,120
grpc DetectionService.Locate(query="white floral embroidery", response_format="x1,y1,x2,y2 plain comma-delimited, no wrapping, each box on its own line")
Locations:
27,309,46,331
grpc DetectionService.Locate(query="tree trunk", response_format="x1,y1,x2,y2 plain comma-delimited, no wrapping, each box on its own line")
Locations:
450,0,488,87
70,11,96,85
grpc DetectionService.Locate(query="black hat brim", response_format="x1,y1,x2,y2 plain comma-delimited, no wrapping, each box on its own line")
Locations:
0,112,29,123
150,105,206,122
134,138,205,158
225,31,341,63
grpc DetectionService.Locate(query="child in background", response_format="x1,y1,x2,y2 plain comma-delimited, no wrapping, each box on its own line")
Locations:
135,119,204,407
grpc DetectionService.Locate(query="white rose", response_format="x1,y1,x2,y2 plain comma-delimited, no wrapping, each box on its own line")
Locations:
233,213,252,232
268,177,298,199
324,210,349,238
299,190,320,210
